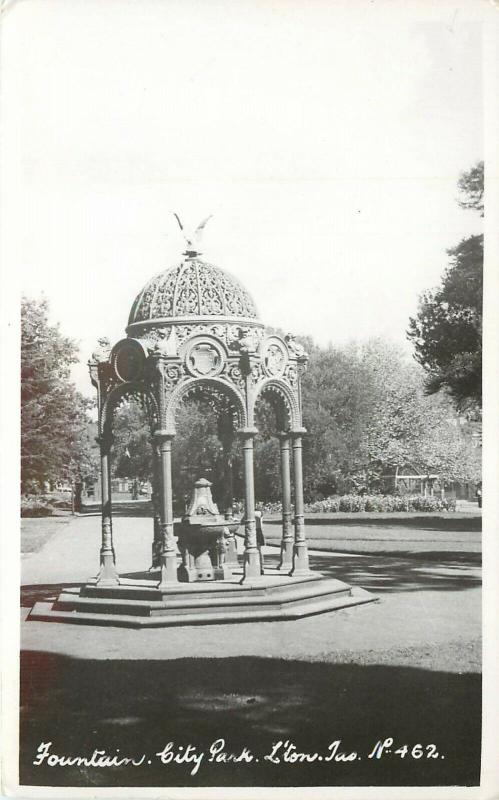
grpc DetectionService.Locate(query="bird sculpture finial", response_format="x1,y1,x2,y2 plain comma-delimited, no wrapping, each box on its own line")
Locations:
174,213,213,257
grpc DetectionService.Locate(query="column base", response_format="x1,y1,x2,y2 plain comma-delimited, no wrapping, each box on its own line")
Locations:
95,554,120,586
157,553,179,588
149,541,162,571
224,534,239,569
178,563,233,583
217,563,234,581
278,539,294,571
241,549,262,583
290,543,311,577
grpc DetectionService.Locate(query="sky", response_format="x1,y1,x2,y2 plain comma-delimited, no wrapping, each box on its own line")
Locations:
3,0,485,397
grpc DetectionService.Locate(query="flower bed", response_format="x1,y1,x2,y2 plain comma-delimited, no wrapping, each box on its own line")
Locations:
21,493,72,517
310,494,457,513
233,494,457,516
21,497,55,517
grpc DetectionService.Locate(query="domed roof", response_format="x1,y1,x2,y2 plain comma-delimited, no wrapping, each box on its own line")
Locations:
127,257,260,331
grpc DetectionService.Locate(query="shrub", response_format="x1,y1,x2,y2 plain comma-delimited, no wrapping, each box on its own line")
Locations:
21,496,55,517
50,497,72,510
233,493,458,516
23,479,43,495
350,494,365,512
411,495,441,512
322,497,341,513
339,495,353,512
394,495,411,512
304,497,340,513
364,495,384,512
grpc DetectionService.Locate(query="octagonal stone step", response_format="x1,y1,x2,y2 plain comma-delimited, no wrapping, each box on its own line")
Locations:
27,574,376,627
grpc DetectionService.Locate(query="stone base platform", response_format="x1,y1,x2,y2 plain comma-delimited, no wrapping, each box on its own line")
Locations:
27,566,376,628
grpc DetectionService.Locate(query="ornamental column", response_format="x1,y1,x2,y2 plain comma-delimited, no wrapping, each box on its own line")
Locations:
155,430,178,587
278,431,294,571
221,429,238,568
149,438,162,570
239,428,261,581
290,428,310,576
96,433,119,585
222,436,235,519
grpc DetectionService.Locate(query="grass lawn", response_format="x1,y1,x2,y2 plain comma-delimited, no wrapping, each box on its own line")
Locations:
21,516,72,557
261,513,481,556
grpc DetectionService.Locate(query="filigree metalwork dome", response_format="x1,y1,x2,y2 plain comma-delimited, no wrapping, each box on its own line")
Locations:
127,257,259,332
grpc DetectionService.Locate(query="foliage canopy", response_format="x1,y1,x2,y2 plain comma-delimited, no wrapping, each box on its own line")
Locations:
407,162,483,412
21,297,96,492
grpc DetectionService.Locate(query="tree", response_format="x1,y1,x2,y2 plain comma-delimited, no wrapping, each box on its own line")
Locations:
301,338,479,499
365,352,480,486
21,297,95,492
253,397,282,502
112,402,153,482
112,396,225,509
407,162,483,413
172,400,222,507
457,161,483,216
300,340,386,498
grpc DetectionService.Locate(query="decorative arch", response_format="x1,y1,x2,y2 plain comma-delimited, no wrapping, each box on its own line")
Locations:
253,378,301,431
101,382,160,437
164,376,247,431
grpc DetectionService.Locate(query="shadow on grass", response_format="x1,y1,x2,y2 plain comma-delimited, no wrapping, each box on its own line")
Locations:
19,651,480,787
20,543,482,608
308,552,482,594
301,515,482,532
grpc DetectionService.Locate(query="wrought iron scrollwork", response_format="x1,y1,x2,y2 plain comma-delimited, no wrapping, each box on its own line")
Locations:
129,259,259,325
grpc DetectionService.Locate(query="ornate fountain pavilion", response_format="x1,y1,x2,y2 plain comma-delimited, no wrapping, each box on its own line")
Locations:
95,247,311,588
29,229,374,626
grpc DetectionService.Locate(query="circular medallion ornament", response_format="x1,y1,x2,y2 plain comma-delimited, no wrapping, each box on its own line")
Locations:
113,341,145,382
184,337,225,378
262,337,288,378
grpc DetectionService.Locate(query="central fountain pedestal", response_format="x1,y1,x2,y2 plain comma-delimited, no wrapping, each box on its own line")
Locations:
176,478,239,582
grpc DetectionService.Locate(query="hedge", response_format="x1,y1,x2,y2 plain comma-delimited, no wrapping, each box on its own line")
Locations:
22,493,457,518
307,494,457,513
233,494,457,516
21,494,72,517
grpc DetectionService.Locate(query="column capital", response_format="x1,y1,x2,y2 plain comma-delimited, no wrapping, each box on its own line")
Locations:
290,427,307,437
237,427,258,439
278,430,292,442
153,428,176,441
